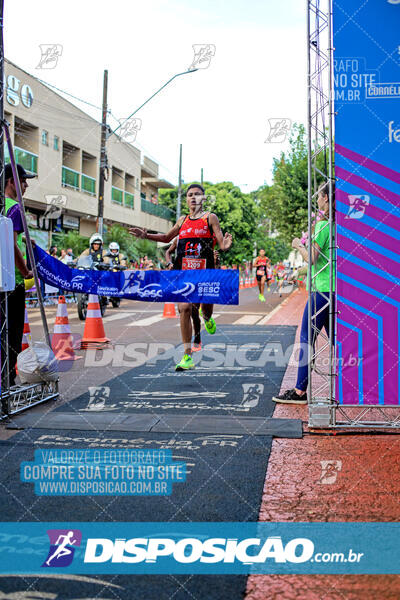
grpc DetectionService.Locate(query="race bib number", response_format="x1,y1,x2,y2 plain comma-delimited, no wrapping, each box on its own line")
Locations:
257,268,265,276
182,257,206,270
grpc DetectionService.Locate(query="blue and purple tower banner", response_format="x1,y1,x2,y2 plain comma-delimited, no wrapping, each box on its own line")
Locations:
333,0,400,404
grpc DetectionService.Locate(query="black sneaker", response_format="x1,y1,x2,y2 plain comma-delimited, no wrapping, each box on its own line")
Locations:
272,389,307,404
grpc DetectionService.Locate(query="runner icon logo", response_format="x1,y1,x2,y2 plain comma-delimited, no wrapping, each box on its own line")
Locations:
318,460,342,485
346,195,369,219
118,117,142,142
241,383,264,408
188,44,216,70
87,386,110,411
265,118,292,143
42,529,82,567
36,44,63,69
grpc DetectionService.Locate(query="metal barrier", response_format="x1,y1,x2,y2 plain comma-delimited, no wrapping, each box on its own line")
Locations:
1,381,59,419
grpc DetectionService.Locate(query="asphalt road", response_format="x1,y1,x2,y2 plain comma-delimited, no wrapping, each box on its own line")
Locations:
0,284,297,600
22,283,294,403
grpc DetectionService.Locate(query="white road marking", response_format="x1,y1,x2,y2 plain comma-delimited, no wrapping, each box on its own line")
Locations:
232,314,264,325
103,312,138,323
175,313,221,326
127,314,165,327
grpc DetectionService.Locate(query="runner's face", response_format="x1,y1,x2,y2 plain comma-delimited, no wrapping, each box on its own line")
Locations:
260,250,265,257
186,188,204,211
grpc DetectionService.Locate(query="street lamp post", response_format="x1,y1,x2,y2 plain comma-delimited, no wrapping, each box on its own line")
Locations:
176,144,182,219
98,68,197,233
113,69,198,136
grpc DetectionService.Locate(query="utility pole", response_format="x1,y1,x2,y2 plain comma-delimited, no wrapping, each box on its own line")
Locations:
200,168,203,186
176,144,182,219
97,69,108,236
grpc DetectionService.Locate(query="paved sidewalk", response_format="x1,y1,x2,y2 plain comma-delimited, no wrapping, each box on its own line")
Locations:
245,288,400,599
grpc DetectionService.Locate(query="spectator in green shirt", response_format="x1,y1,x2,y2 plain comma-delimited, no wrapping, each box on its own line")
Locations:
273,181,336,405
0,164,35,388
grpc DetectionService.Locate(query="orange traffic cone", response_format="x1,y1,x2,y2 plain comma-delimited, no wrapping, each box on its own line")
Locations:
52,296,82,361
81,294,110,349
163,302,177,318
21,308,31,352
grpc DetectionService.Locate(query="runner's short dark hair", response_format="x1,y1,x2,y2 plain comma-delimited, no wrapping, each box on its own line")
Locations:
186,183,205,195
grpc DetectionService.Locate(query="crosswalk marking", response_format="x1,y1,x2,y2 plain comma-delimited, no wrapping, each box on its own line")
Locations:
103,312,137,323
127,314,165,327
174,313,221,326
232,314,264,325
257,314,274,325
28,310,278,328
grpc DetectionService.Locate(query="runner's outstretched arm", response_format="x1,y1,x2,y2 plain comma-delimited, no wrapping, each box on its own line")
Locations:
208,214,232,251
129,217,185,244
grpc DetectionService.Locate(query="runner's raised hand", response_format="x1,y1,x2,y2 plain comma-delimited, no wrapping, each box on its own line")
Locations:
129,227,147,239
223,232,232,250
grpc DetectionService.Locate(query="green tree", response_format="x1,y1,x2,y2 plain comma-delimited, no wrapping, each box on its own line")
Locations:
258,123,330,245
104,223,158,262
159,181,262,265
54,224,159,264
52,230,88,257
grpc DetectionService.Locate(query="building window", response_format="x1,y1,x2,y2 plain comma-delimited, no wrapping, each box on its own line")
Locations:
54,136,59,151
42,130,48,146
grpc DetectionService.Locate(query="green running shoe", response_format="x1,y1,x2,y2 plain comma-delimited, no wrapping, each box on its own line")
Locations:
259,294,266,302
204,316,216,334
199,307,216,334
175,354,195,371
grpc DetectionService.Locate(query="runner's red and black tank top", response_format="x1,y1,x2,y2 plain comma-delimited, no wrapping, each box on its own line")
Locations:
255,256,267,275
175,212,214,270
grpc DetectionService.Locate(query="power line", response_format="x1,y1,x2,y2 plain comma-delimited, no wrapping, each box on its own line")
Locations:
8,77,179,183
35,77,103,112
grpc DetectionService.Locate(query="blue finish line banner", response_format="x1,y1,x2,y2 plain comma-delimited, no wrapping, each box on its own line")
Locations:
0,522,399,574
33,245,239,305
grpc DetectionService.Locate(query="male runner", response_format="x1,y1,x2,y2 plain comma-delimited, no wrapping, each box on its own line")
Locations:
254,249,268,302
165,237,202,351
129,184,232,371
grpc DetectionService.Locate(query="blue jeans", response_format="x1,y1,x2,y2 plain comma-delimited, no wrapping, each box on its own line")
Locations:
295,292,335,392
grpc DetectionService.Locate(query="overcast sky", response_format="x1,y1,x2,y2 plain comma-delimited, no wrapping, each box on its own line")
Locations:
4,0,307,191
